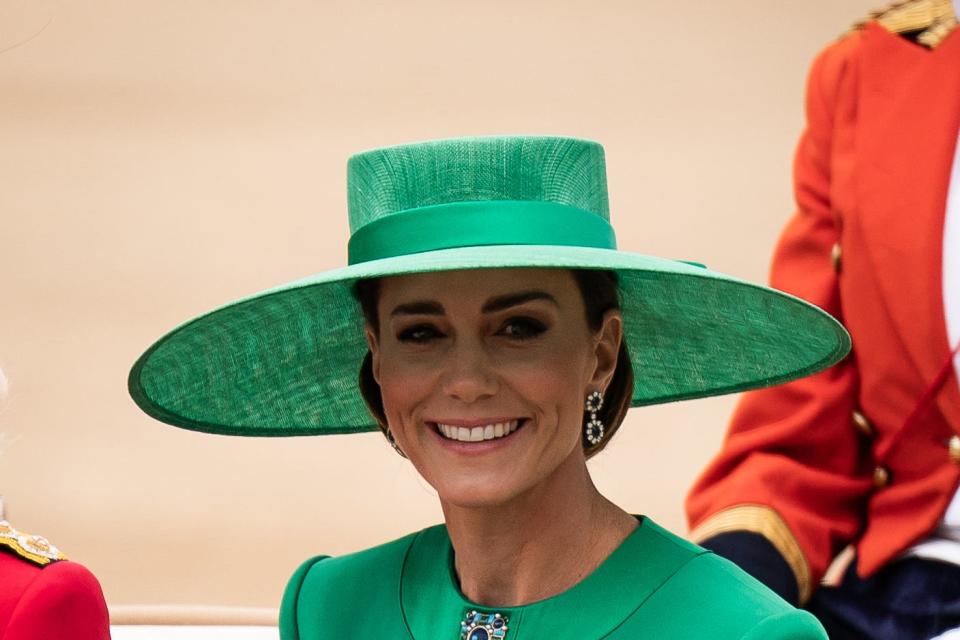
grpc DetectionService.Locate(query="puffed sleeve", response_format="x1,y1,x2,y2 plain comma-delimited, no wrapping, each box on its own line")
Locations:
739,611,830,640
5,560,111,640
279,556,329,640
685,33,873,605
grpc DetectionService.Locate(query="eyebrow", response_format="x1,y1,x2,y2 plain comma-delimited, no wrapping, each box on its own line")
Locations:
482,290,558,313
389,290,558,317
390,301,445,316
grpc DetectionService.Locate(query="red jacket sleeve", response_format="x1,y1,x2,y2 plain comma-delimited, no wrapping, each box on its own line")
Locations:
5,561,111,640
686,35,874,605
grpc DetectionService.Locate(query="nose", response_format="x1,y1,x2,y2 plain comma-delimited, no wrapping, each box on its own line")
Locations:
440,340,499,403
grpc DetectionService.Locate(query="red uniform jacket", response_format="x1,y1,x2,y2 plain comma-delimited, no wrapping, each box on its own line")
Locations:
0,549,110,639
686,21,960,604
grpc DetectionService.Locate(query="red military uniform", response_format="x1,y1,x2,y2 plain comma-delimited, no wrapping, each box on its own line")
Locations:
686,7,960,605
0,520,110,639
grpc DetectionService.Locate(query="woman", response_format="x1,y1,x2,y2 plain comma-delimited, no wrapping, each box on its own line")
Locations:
0,367,111,639
129,136,848,638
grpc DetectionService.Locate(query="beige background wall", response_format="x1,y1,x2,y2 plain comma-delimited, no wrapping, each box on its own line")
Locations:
1,0,875,608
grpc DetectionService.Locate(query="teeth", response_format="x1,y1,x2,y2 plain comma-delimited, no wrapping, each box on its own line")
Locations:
436,420,520,443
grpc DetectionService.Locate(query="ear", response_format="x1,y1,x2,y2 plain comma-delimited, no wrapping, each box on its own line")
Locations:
589,309,623,392
364,325,382,385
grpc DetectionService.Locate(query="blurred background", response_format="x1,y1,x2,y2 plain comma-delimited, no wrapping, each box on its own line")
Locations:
1,0,877,610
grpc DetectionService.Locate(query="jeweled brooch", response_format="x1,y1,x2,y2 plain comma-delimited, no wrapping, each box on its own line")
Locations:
459,609,509,640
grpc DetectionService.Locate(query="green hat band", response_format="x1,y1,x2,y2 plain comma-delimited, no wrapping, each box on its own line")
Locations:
347,200,618,265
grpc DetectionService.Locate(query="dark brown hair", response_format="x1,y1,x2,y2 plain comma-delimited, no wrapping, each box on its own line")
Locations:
353,269,634,458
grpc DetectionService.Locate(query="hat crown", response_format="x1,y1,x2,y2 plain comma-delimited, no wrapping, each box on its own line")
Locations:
346,136,610,234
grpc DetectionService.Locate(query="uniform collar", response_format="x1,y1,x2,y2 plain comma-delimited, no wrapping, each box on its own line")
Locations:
399,517,701,639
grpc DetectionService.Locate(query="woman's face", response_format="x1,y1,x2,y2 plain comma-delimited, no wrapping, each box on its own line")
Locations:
366,268,622,508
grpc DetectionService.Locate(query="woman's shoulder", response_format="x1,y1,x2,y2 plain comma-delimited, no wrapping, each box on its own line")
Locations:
286,525,441,583
661,553,826,637
280,526,443,639
627,521,826,639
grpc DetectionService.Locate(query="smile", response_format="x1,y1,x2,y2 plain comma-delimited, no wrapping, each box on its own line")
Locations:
435,420,522,443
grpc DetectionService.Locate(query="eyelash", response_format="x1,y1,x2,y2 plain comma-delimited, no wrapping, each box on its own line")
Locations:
397,325,442,343
396,317,548,343
498,317,547,340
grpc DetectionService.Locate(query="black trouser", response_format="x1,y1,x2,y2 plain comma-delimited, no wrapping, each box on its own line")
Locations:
808,558,960,639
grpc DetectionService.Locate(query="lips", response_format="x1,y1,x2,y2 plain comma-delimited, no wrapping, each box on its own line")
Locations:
435,420,521,443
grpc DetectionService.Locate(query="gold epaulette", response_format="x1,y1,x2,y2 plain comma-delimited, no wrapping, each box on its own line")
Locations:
848,0,957,47
0,520,68,566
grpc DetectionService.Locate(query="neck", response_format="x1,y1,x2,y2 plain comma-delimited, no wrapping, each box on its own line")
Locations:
441,451,637,608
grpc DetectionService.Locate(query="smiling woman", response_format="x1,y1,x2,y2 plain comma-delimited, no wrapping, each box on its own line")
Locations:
129,136,849,639
364,269,625,514
354,268,633,460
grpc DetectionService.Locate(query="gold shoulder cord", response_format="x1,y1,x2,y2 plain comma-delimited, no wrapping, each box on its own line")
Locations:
848,0,956,47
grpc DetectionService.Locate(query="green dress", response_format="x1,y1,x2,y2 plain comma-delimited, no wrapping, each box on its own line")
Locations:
280,518,826,639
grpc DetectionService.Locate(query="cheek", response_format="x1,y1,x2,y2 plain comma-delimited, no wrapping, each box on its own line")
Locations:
505,342,591,422
376,353,436,424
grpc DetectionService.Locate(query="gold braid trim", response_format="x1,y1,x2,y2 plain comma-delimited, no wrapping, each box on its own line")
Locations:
848,0,957,47
689,505,813,605
0,520,68,566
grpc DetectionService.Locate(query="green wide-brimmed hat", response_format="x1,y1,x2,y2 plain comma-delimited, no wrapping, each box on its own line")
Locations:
129,136,849,436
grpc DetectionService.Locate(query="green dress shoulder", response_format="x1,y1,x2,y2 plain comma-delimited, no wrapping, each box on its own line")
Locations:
280,518,826,639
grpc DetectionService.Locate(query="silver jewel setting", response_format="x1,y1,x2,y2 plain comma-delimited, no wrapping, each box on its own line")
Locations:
459,610,509,640
584,391,605,446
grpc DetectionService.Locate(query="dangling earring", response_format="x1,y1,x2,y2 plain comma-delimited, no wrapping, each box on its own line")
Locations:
382,426,407,459
584,390,605,446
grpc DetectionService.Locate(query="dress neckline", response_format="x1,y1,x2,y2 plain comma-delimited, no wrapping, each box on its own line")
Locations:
399,516,704,639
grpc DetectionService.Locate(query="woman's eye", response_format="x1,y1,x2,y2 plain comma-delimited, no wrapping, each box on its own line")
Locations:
397,325,442,343
499,317,547,340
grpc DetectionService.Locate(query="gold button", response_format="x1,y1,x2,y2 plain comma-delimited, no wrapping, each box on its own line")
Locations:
873,466,890,488
852,410,874,437
831,242,842,273
950,435,960,464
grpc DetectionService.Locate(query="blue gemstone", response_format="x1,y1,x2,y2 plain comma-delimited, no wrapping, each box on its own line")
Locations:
492,618,504,629
469,629,489,640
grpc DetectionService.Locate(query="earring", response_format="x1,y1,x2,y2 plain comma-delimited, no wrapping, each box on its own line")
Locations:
584,390,605,446
383,427,407,459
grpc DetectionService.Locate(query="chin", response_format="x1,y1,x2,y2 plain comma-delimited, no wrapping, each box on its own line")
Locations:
432,476,528,510
440,491,521,511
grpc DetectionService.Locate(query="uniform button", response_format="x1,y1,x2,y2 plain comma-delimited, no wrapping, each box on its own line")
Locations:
950,435,960,465
852,410,874,437
831,242,842,273
873,466,891,488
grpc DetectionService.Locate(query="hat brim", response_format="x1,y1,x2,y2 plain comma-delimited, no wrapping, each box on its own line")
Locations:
129,245,850,436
